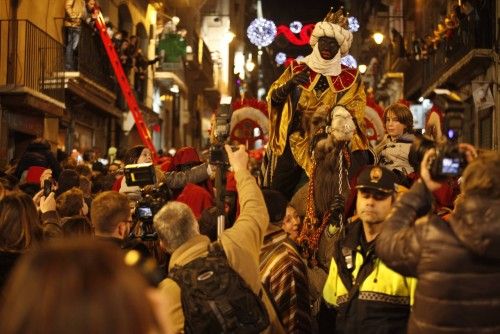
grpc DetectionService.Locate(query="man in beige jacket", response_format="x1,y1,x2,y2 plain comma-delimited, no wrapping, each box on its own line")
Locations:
154,145,285,333
63,0,86,70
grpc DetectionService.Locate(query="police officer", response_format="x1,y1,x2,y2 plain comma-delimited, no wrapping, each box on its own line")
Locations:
321,165,416,333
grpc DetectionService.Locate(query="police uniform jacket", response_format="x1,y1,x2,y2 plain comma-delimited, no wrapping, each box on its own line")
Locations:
323,218,416,334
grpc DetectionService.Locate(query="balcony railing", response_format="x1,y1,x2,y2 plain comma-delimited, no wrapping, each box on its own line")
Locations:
397,8,494,97
185,34,214,87
77,23,115,92
0,20,65,103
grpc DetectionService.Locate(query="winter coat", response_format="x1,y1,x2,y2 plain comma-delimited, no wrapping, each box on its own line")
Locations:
64,0,86,28
375,133,415,175
376,180,500,333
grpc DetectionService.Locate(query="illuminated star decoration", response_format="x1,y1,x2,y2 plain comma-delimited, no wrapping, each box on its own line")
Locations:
289,21,303,34
275,52,287,65
348,16,360,32
247,18,277,47
341,54,357,68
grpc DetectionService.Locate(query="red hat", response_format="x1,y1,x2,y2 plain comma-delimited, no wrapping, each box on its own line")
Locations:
172,147,201,171
25,166,46,185
176,183,214,219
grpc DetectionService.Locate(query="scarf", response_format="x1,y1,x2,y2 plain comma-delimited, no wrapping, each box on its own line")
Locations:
301,44,342,76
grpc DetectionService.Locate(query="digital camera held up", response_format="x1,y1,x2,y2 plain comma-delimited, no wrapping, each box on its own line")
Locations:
429,97,467,180
429,141,466,180
410,92,469,181
209,97,232,166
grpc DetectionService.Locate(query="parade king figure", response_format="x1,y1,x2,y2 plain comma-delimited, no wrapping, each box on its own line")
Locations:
264,7,369,201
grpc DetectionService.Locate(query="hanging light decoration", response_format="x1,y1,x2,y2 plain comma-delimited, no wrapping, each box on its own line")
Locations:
275,52,287,65
341,54,358,68
247,18,277,47
289,21,303,34
348,16,360,32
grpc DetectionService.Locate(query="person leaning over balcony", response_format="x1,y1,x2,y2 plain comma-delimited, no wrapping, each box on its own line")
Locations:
63,0,86,70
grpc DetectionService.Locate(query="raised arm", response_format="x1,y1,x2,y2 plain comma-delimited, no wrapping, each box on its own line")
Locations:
163,163,210,189
376,180,432,277
221,145,269,258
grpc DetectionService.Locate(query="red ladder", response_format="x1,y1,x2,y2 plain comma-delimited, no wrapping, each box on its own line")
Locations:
93,9,158,162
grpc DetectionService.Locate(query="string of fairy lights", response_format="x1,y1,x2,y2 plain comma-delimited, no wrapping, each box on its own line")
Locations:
247,15,360,68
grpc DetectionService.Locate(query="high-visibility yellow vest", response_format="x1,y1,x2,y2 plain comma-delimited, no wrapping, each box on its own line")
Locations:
323,246,416,307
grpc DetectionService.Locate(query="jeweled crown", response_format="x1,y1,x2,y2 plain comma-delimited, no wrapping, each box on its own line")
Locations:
324,6,348,29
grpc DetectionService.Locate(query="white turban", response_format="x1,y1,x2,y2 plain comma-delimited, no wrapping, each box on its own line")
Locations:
309,21,353,56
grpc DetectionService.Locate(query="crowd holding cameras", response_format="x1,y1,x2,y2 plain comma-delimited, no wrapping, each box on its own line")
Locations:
4,6,500,328
4,2,486,332
0,105,498,333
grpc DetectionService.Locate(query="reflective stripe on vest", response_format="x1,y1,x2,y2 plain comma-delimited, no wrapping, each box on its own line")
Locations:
322,251,416,307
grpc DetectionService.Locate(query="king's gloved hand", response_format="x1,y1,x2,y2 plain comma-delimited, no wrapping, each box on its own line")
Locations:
288,69,310,87
271,69,309,104
328,194,345,227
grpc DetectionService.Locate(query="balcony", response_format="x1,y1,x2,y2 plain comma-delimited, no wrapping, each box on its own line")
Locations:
408,9,494,98
64,23,121,118
0,20,65,116
185,33,214,93
75,23,115,92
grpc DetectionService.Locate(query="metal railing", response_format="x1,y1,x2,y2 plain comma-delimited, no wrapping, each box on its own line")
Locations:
77,22,115,92
401,8,494,96
0,20,65,103
420,14,492,92
191,33,214,85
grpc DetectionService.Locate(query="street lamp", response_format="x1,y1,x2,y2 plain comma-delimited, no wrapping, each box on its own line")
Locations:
358,64,367,74
224,31,235,44
245,54,256,72
372,32,385,45
171,16,180,26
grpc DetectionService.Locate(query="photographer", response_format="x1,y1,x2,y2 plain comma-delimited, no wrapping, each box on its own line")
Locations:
91,191,149,256
117,145,211,201
376,145,500,333
153,145,285,333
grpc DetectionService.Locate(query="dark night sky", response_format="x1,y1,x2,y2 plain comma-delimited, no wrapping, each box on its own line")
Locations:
261,0,342,25
248,0,353,88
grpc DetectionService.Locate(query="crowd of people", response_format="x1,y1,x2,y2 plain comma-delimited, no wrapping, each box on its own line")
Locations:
0,133,498,333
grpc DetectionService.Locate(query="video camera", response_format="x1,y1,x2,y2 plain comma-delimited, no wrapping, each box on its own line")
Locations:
209,96,233,166
124,163,171,241
124,163,157,187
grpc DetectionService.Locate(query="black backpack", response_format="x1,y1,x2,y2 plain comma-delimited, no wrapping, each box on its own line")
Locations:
169,241,270,334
